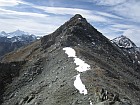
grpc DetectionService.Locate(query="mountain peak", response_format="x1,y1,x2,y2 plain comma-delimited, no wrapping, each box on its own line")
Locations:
1,31,6,34
67,14,88,26
72,14,83,20
111,35,136,48
41,14,114,59
41,14,105,48
0,31,7,36
9,29,29,36
14,29,24,33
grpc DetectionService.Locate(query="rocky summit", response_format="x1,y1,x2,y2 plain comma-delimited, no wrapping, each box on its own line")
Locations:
0,14,140,105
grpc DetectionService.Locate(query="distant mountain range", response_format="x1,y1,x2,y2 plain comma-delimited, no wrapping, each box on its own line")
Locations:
0,30,39,58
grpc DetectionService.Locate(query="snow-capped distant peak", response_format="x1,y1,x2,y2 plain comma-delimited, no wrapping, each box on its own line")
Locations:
111,35,136,49
0,31,7,37
0,30,38,43
0,30,31,38
7,29,30,37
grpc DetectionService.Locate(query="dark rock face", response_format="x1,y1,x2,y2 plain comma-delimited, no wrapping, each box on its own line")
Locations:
0,61,26,104
0,14,140,105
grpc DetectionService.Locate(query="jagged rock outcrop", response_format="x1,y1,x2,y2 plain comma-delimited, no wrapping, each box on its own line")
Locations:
0,14,140,105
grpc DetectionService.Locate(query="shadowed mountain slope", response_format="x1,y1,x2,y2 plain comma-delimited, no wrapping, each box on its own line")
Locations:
0,14,140,105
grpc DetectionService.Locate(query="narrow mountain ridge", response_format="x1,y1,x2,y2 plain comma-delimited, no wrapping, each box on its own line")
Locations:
0,14,140,105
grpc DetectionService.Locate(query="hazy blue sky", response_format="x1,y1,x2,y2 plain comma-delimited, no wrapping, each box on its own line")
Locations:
0,0,140,46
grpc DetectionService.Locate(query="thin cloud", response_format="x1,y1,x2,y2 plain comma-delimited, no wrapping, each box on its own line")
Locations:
95,11,122,19
123,29,140,46
0,0,22,6
89,0,140,23
24,2,123,21
0,8,48,17
31,5,110,22
112,1,140,23
112,24,134,29
0,13,68,36
0,18,58,35
97,26,124,39
91,0,126,6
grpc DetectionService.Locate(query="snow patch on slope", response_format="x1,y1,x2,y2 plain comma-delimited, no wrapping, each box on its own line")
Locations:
90,100,93,105
63,47,90,95
74,58,90,72
63,47,76,57
74,74,87,95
